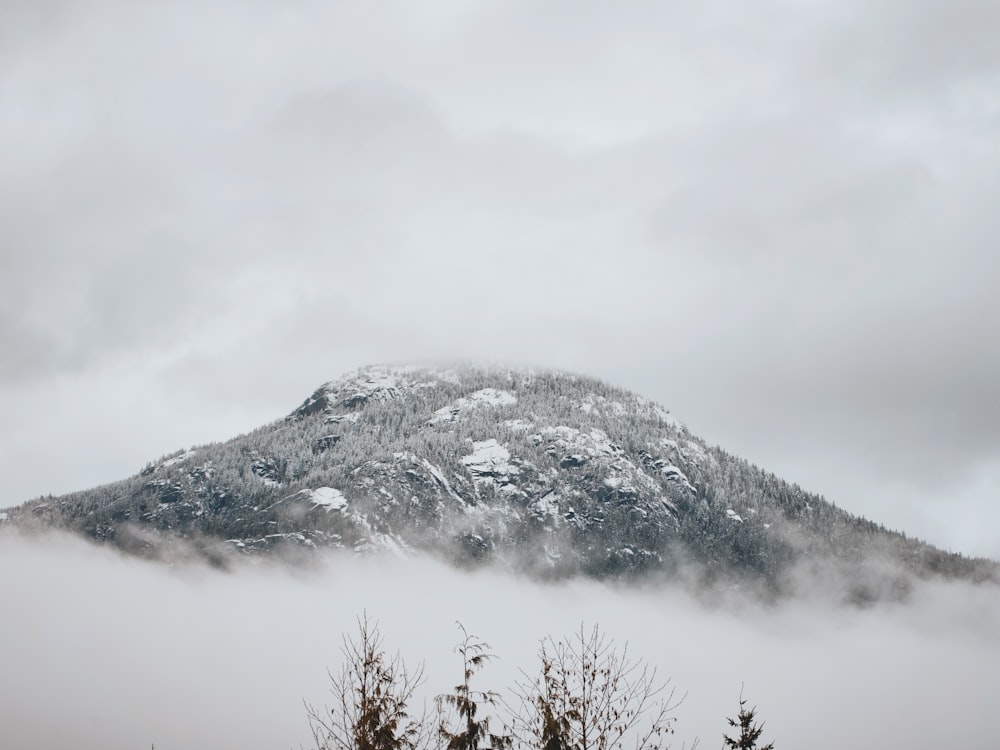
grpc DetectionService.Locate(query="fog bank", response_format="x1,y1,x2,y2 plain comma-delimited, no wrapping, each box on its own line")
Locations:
1,532,998,749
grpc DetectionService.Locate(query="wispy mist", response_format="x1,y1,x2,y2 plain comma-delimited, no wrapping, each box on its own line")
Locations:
2,532,997,749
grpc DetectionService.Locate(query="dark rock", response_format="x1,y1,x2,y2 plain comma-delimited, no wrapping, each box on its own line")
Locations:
313,435,341,453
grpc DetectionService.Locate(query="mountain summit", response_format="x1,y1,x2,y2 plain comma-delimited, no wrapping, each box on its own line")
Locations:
8,365,996,600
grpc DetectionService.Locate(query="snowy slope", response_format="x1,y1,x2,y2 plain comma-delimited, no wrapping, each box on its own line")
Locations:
10,365,997,599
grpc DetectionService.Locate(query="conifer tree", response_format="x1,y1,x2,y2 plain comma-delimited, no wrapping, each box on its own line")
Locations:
436,623,511,750
722,692,773,750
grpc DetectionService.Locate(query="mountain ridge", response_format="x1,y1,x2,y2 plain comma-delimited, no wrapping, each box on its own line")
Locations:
6,364,997,601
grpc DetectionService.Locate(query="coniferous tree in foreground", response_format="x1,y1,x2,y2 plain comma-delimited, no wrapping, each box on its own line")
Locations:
436,623,512,750
306,614,427,750
722,692,773,750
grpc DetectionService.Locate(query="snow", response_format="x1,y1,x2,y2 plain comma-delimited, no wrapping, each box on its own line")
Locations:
0,512,8,522
726,508,744,523
531,492,560,520
306,487,347,512
264,532,314,547
682,440,708,463
659,464,696,493
344,371,406,403
353,531,409,559
323,366,439,410
326,412,360,424
650,405,684,431
462,439,512,469
469,388,517,407
539,425,685,498
660,437,712,467
428,388,517,424
578,395,628,416
539,426,621,458
158,449,197,470
461,439,518,484
428,406,459,424
543,544,563,563
503,418,534,431
421,459,466,504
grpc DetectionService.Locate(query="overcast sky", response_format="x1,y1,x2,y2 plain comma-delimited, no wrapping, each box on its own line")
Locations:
2,0,998,559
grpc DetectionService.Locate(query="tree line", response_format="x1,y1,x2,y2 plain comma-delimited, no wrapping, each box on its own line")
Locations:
304,616,773,750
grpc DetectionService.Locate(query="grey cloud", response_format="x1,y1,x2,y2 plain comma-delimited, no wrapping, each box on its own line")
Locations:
1,0,997,557
271,80,448,152
804,0,1000,103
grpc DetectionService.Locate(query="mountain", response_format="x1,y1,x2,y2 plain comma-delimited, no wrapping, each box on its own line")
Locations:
6,365,996,600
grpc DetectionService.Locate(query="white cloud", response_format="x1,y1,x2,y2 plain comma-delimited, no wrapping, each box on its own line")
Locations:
1,535,998,749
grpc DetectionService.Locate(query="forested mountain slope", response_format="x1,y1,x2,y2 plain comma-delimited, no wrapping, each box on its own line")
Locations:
8,365,995,600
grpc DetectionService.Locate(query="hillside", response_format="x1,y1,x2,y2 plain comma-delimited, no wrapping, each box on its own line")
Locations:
7,365,996,600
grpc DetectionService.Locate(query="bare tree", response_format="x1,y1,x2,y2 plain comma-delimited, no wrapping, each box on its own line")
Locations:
436,623,511,750
513,625,682,750
306,614,427,750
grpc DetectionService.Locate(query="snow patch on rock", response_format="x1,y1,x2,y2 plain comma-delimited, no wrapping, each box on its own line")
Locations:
503,418,534,431
306,487,347,512
315,366,440,413
462,439,519,486
658,463,696,493
661,438,712,467
326,412,361,424
469,388,517,407
158,450,197,471
579,395,628,416
429,388,518,424
537,426,623,459
422,458,466,504
355,532,409,558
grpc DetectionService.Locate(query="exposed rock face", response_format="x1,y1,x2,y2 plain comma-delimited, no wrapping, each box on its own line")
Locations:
9,365,997,597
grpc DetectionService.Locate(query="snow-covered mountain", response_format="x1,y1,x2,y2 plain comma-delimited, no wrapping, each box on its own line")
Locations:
7,365,996,600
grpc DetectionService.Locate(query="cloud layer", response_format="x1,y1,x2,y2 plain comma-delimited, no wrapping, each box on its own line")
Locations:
1,533,999,750
1,1,998,558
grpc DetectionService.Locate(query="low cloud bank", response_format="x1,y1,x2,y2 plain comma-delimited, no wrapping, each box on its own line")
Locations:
1,531,998,749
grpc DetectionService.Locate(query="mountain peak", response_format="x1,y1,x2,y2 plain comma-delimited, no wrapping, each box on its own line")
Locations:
292,364,687,431
9,364,996,601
